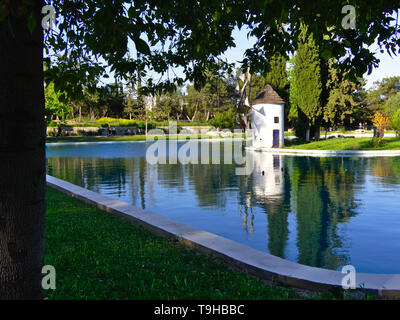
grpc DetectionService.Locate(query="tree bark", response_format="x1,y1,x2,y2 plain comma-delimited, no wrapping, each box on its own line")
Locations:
205,110,210,122
0,1,45,299
315,124,321,141
305,129,310,142
191,102,199,122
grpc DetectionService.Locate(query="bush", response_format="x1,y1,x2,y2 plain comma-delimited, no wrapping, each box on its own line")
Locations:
47,120,58,127
96,117,137,127
209,110,236,129
369,136,384,148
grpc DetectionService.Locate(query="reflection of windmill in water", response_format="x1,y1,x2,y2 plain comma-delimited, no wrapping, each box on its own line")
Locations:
238,197,254,235
252,152,285,213
252,152,290,258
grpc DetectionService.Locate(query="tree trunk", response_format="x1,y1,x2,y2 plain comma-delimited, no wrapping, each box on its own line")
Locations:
0,1,45,299
191,102,199,122
315,124,321,141
90,107,95,121
205,110,210,122
306,129,310,142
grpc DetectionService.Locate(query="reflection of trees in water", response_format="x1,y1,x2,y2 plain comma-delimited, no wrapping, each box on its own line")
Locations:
238,204,255,235
47,157,127,196
370,157,400,186
289,157,363,269
188,162,238,209
47,157,153,209
239,155,365,268
47,150,399,270
264,168,290,259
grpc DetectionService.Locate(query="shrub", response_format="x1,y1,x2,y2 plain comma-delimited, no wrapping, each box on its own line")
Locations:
47,120,58,127
209,110,236,128
369,137,383,148
372,112,391,139
96,117,137,127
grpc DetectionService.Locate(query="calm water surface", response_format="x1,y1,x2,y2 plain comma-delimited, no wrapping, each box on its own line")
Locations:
46,140,400,273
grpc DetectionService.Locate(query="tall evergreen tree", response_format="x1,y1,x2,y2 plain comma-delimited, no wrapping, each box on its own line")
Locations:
324,61,361,127
265,53,290,128
293,23,323,140
265,53,289,103
287,58,298,128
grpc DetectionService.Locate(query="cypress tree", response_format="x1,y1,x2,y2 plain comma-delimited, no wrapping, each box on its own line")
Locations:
265,53,290,128
265,53,289,101
293,23,323,140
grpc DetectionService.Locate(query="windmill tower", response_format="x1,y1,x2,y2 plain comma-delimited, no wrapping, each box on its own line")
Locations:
251,85,285,149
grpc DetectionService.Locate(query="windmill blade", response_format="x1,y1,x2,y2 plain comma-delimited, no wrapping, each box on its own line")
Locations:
235,82,240,92
241,81,248,95
244,96,250,107
246,67,251,82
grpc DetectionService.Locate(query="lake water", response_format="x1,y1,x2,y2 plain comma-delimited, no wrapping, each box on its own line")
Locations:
46,140,400,274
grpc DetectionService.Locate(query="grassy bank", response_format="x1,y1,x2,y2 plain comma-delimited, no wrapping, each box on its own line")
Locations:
46,187,311,300
46,133,245,143
285,137,400,151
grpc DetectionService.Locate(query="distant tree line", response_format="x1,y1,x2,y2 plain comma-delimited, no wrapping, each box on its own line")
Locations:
45,28,400,134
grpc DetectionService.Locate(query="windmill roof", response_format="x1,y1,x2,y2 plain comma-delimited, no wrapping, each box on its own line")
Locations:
252,84,284,105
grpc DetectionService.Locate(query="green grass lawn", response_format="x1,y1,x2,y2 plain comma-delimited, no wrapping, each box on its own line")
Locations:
285,137,400,151
46,187,316,300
